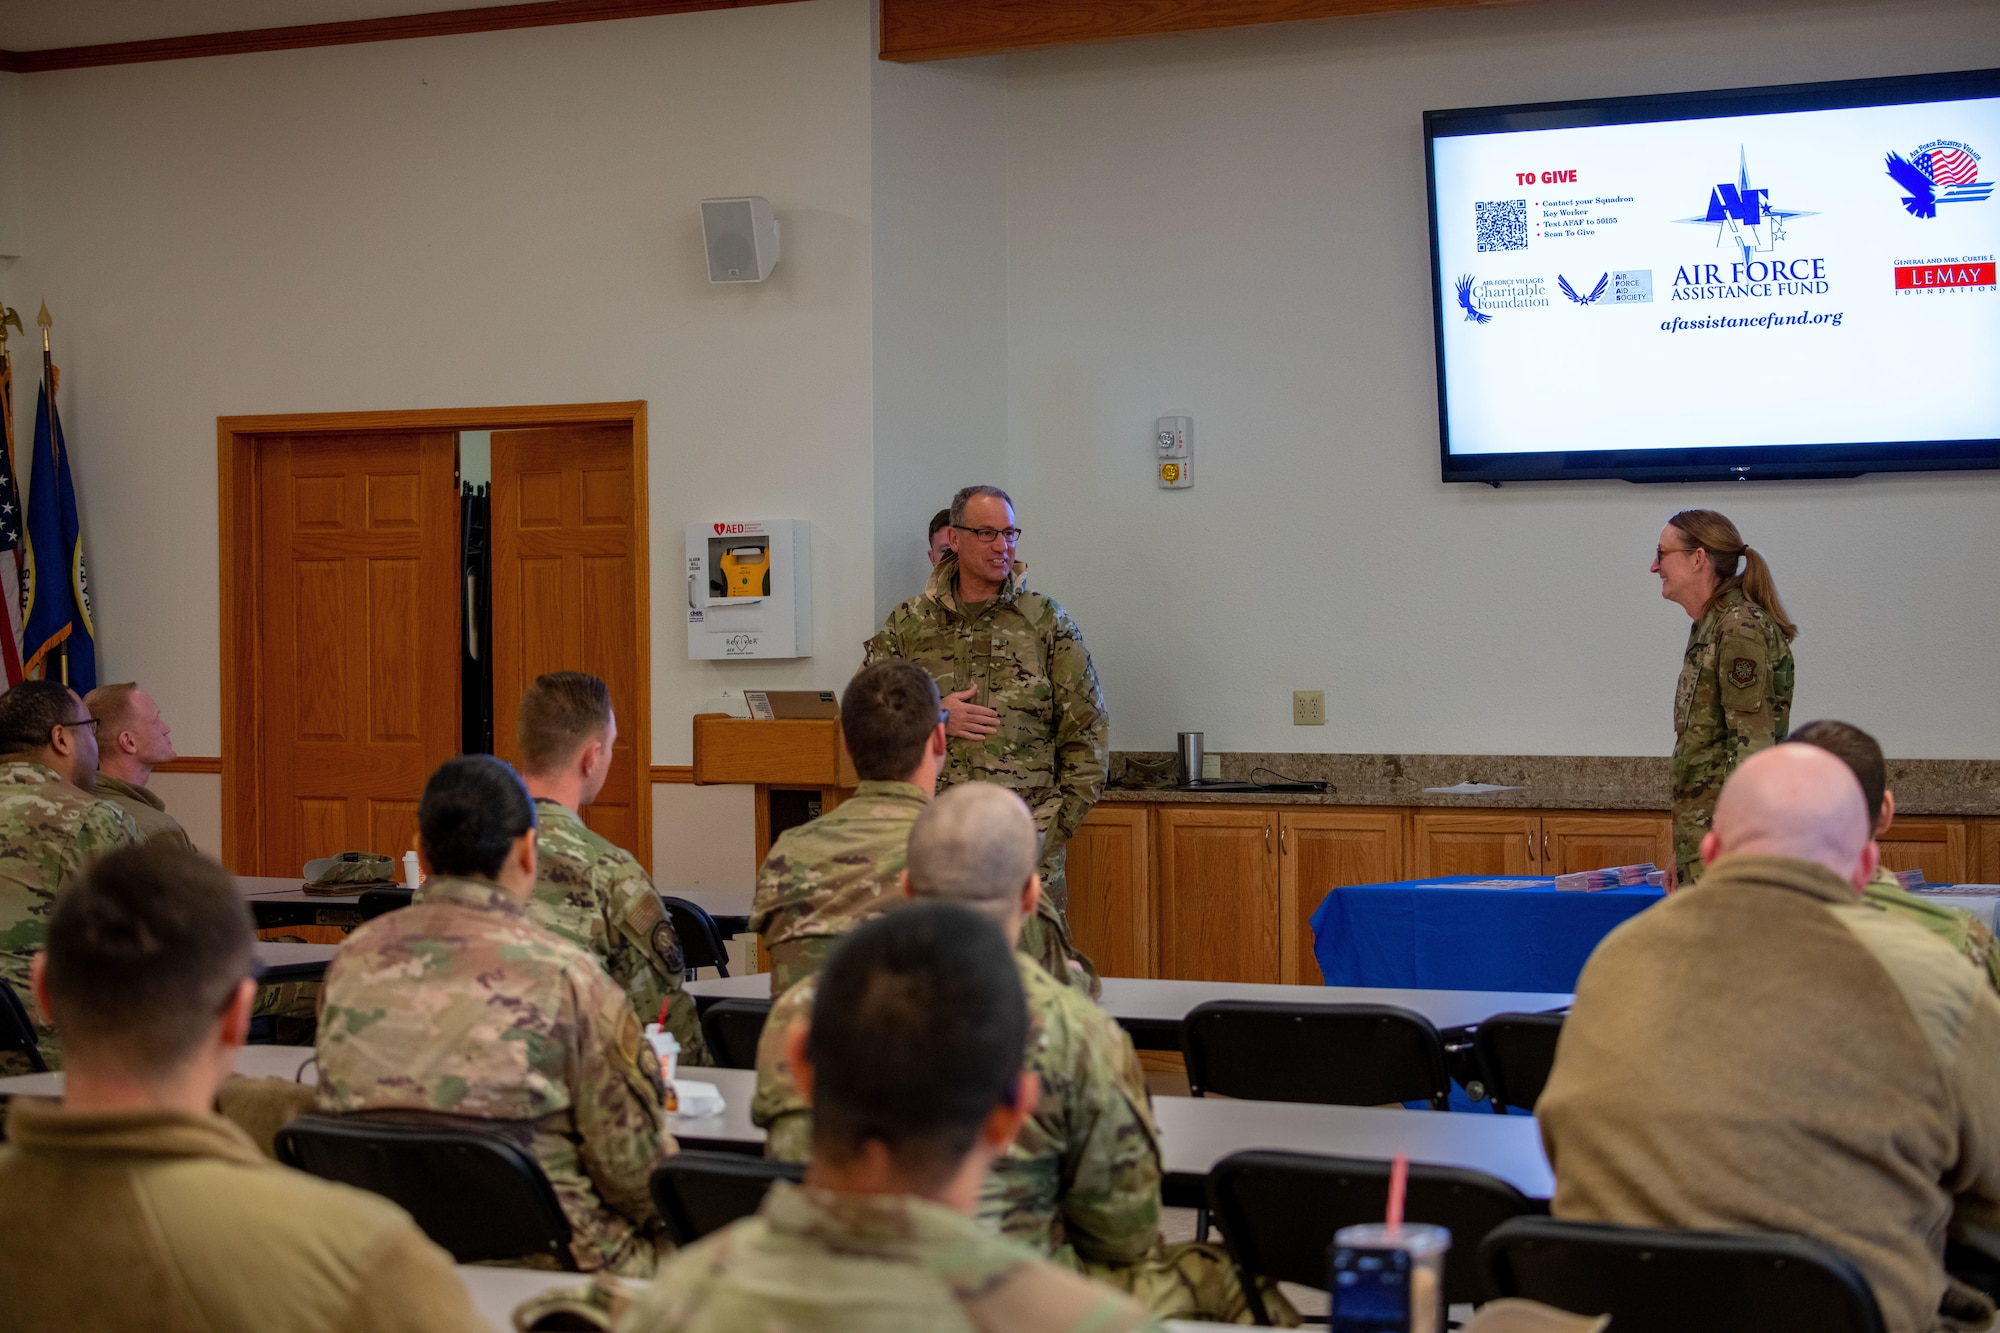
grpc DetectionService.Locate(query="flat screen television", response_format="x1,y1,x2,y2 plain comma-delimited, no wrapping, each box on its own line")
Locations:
1426,67,2000,483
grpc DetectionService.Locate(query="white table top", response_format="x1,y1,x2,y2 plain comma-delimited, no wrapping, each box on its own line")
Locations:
671,1067,761,1146
236,875,310,895
687,973,1571,1030
456,1264,583,1332
0,1044,318,1099
256,941,339,968
1919,893,1999,929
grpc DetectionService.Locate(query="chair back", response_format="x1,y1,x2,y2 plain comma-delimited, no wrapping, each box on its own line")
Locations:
1473,1011,1566,1113
0,978,47,1073
1479,1216,1888,1333
650,1150,805,1247
1207,1149,1537,1316
357,888,414,919
701,998,772,1070
661,895,731,977
274,1114,575,1267
1181,1001,1452,1108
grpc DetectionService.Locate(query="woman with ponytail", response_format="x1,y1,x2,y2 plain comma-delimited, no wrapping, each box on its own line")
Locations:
1651,509,1797,885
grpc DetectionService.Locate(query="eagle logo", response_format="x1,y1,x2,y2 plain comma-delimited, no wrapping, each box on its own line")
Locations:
1455,275,1492,324
1559,273,1610,305
1886,141,1992,219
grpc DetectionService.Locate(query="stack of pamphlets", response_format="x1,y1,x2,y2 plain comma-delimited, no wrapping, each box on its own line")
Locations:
1887,867,1927,892
1556,862,1665,892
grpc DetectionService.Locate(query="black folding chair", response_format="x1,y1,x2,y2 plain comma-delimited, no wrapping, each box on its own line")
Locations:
1473,1011,1566,1114
661,895,731,978
650,1150,805,1247
1480,1216,1888,1333
701,998,772,1070
275,1115,575,1267
357,888,414,919
0,977,47,1074
1181,1001,1452,1109
1208,1149,1541,1322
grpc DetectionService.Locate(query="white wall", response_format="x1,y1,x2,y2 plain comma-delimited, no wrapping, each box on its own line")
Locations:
870,53,1010,624
9,0,876,769
1001,0,2000,760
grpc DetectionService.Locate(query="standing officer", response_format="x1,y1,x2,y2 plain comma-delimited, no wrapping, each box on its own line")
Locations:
866,485,1107,989
1652,509,1796,886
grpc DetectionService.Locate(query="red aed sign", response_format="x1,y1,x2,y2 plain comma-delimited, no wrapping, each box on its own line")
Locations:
1894,262,1996,290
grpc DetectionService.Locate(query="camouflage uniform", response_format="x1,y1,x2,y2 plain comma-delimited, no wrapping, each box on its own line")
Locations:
90,774,194,851
752,951,1278,1323
616,1181,1155,1333
1670,587,1794,884
748,780,928,1001
529,798,708,1066
0,760,139,1073
1863,864,2000,994
315,873,675,1276
865,551,1107,990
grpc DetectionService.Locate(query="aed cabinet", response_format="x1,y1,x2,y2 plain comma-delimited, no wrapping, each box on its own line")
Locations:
686,520,812,660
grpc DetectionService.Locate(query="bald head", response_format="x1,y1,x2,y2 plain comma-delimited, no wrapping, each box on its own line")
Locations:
1703,744,1877,889
904,783,1040,939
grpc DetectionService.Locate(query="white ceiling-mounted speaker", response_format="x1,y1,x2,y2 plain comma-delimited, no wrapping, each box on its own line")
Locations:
701,196,780,283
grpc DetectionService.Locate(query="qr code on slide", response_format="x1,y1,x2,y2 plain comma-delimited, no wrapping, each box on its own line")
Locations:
1475,199,1528,252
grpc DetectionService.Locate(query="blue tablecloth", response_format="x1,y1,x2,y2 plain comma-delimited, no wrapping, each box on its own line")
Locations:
1310,875,1664,993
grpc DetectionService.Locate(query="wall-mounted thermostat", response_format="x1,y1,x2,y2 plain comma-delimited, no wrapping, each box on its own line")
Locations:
1156,416,1193,489
686,519,812,659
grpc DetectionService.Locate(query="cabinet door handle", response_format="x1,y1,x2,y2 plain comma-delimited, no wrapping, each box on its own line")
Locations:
1281,825,1288,854
1265,825,1271,854
1543,832,1551,862
1528,831,1537,864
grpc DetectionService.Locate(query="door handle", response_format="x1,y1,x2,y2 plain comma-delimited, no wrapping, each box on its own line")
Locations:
1527,831,1537,864
1543,832,1551,862
1264,824,1271,854
1280,825,1288,854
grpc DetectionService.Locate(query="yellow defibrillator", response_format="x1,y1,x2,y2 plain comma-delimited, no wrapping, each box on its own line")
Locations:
719,545,771,597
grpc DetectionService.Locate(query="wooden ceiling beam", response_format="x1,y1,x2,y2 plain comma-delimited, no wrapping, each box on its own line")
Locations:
879,0,1521,63
0,0,805,74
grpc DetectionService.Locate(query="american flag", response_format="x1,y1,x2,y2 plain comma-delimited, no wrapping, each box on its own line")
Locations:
0,353,23,686
1929,148,1981,187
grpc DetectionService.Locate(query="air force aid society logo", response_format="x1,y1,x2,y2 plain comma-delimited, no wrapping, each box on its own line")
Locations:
1885,140,1994,218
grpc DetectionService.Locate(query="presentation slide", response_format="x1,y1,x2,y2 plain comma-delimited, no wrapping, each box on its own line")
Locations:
1432,95,2000,457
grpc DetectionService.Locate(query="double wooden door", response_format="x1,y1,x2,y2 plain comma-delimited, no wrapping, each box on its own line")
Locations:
240,418,648,875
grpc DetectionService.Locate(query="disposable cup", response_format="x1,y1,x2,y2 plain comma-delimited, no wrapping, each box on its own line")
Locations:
1330,1222,1450,1333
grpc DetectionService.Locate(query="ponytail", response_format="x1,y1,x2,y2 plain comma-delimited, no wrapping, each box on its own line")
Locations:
1666,509,1797,642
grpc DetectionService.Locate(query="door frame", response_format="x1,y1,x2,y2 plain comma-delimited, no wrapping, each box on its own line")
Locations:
218,401,651,872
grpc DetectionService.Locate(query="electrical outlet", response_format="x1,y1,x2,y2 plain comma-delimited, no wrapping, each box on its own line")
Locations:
1293,690,1325,726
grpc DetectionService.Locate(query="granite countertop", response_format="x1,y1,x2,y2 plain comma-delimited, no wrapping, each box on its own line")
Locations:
1099,752,2000,817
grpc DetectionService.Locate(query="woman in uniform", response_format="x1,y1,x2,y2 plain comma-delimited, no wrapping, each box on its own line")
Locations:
1652,509,1797,886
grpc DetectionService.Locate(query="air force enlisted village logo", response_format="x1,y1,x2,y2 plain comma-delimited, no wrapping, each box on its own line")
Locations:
1885,140,1993,219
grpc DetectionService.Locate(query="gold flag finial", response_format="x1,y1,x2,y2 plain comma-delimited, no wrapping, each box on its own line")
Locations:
0,305,19,352
35,301,49,352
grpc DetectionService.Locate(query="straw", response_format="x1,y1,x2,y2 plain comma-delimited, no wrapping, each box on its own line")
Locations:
1386,1152,1408,1234
657,996,671,1030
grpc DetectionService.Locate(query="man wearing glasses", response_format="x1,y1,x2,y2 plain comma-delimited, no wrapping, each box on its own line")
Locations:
0,678,139,1073
867,485,1107,993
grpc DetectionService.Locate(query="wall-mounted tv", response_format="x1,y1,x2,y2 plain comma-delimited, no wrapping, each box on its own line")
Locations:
1426,67,2000,483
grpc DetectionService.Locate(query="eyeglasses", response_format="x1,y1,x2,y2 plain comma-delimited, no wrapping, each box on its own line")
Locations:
953,524,1022,545
1654,547,1698,562
58,717,100,733
939,708,951,726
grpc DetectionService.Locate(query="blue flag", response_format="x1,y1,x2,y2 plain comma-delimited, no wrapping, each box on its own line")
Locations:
21,376,94,690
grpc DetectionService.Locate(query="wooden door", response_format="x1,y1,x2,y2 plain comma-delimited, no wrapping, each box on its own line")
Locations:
254,433,460,875
1278,810,1407,985
490,425,651,865
1412,812,1539,877
1156,807,1277,983
1976,821,2000,883
1068,805,1154,979
1877,818,1969,884
1543,814,1672,876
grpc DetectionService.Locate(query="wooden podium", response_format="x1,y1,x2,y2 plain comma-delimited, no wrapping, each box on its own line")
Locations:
692,714,858,872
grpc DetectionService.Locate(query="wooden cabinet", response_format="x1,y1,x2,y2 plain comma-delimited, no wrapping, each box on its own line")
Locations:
1412,813,1538,876
1543,814,1672,876
1278,810,1407,985
1156,807,1278,983
1977,821,2000,883
1878,818,1969,884
1067,806,1154,980
1413,811,1670,879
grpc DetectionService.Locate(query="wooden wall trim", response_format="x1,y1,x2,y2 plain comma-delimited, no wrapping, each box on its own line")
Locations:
155,756,223,774
879,0,1515,62
0,0,805,74
650,765,696,783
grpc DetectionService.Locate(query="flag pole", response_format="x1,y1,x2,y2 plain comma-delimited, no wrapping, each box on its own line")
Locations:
0,303,23,687
35,302,63,687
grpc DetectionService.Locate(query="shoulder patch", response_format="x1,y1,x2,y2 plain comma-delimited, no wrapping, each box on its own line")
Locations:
1727,657,1758,689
